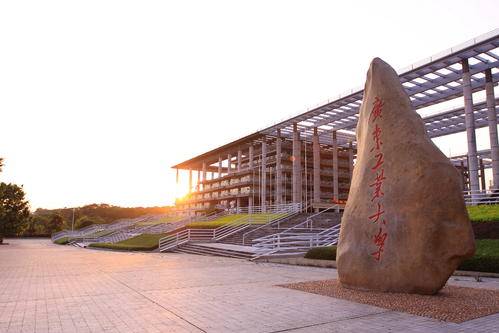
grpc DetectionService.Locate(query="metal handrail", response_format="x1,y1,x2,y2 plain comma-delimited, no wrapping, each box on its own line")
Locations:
463,190,499,205
159,228,215,252
241,208,303,245
212,203,301,240
253,204,338,243
252,223,341,259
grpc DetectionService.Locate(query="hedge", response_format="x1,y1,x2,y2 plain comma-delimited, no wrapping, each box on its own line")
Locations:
304,246,337,261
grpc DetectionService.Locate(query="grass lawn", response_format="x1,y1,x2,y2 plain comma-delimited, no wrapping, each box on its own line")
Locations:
186,213,286,229
137,216,181,226
85,229,114,238
89,233,167,251
54,237,71,245
459,239,499,273
467,205,499,222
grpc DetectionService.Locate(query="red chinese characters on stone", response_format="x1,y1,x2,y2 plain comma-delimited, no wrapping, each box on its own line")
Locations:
369,169,386,201
368,202,385,224
371,153,384,171
370,96,384,122
371,227,388,261
367,96,389,261
370,124,383,152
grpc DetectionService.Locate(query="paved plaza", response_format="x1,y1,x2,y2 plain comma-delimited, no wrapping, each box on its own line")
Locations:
0,239,498,333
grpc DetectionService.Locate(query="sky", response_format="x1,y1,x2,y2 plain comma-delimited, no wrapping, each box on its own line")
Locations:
0,0,498,210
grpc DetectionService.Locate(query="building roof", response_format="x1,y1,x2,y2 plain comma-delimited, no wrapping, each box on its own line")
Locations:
173,29,499,170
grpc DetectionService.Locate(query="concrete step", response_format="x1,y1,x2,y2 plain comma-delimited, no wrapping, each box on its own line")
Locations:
173,243,253,259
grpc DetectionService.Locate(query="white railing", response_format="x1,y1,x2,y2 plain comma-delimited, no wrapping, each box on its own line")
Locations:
241,210,303,245
158,203,302,251
254,204,339,243
252,224,341,259
463,190,499,206
235,203,302,214
159,229,215,252
213,203,302,241
51,224,106,242
251,205,342,259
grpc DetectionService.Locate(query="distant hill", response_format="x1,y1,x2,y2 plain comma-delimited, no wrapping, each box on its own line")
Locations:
34,203,174,225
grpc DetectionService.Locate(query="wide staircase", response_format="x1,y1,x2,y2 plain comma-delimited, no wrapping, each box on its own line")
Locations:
158,203,302,257
173,243,254,259
219,212,341,246
251,207,343,259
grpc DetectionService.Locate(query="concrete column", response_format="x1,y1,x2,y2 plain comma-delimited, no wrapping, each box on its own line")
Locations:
227,154,232,175
248,145,254,170
275,131,283,205
292,123,302,204
460,160,467,191
188,168,193,194
176,168,179,185
332,131,339,203
312,127,321,210
261,140,267,211
479,158,486,191
348,141,354,180
485,68,499,189
248,145,254,211
462,59,480,199
218,156,222,178
197,170,200,191
202,162,207,187
211,171,214,180
237,150,242,172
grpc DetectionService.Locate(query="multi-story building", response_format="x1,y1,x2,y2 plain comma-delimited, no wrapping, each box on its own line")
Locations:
173,127,355,213
173,29,499,212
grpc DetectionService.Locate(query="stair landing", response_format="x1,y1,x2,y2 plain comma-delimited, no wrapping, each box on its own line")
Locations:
195,242,257,254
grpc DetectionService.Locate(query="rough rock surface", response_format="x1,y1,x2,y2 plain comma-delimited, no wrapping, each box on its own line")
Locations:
336,58,475,295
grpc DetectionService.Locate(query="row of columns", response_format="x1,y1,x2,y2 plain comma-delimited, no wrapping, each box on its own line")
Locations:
182,125,352,211
462,61,498,195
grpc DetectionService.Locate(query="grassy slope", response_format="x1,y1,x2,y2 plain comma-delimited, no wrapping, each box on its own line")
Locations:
137,216,181,226
467,205,499,222
54,237,70,245
89,233,166,251
459,239,499,273
186,213,286,229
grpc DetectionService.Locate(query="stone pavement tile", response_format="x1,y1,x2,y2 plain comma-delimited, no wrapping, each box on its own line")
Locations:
1,239,498,333
144,284,387,332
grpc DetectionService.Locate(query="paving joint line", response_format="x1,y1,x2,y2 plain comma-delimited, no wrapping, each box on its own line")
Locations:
98,269,207,333
267,310,391,333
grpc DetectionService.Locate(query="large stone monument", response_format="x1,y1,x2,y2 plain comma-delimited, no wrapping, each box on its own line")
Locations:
336,58,475,295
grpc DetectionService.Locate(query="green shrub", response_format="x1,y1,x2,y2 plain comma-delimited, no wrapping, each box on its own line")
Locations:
458,239,499,273
90,233,166,251
304,246,337,261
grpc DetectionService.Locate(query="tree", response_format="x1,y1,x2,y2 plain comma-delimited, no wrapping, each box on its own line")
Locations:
46,214,64,233
75,215,105,230
26,214,51,236
0,182,31,236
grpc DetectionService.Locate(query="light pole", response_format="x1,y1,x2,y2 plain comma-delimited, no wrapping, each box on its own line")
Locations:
71,208,75,232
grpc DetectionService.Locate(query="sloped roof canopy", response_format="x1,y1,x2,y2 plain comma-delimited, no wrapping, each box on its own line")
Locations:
173,29,499,169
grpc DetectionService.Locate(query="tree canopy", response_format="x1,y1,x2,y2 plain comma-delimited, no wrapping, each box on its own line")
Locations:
0,182,31,236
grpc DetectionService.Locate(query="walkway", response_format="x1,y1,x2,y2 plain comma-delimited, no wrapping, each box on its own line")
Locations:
0,239,498,332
